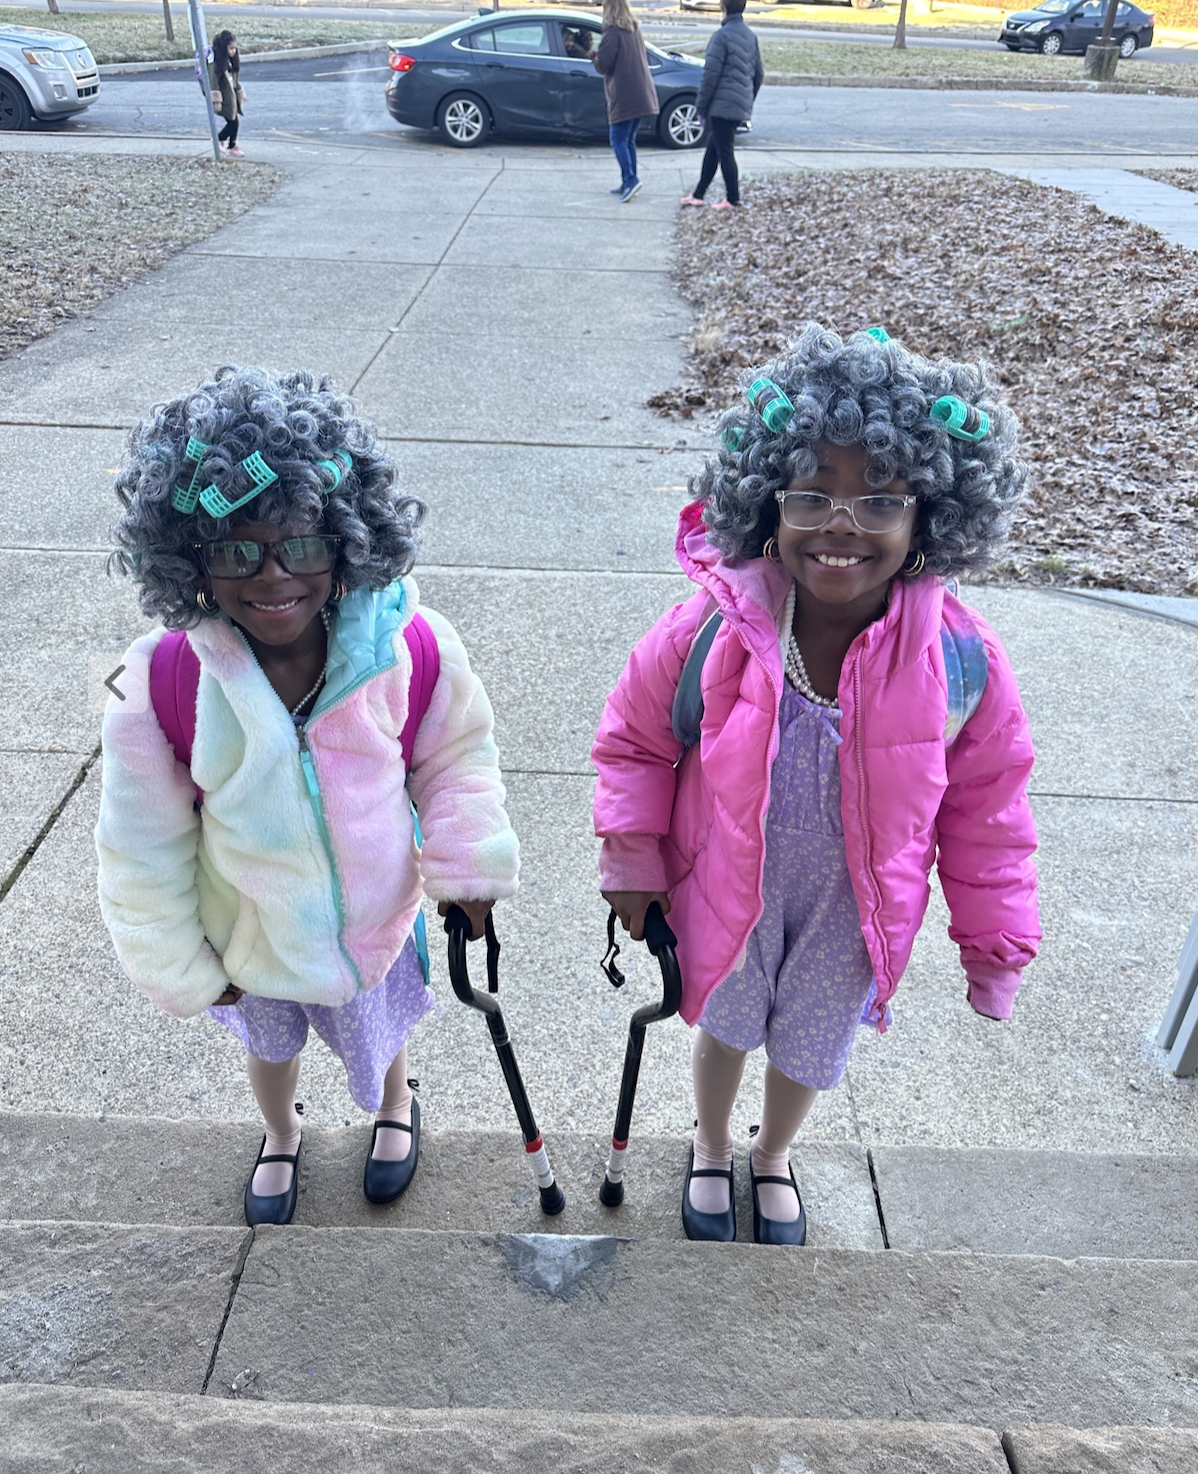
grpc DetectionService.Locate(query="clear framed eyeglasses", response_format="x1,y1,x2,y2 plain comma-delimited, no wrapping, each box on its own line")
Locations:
775,490,917,534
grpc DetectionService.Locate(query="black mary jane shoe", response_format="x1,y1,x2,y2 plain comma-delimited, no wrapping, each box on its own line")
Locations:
749,1154,807,1247
681,1146,736,1242
363,1096,421,1205
244,1135,301,1228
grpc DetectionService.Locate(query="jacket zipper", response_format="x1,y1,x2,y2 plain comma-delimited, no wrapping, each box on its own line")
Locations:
851,650,888,1023
232,627,367,991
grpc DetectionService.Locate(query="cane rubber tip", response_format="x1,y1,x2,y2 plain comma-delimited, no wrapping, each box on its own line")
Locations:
598,1177,625,1209
539,1182,566,1216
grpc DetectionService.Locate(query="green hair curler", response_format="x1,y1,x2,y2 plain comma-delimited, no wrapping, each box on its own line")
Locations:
930,395,990,443
747,377,794,435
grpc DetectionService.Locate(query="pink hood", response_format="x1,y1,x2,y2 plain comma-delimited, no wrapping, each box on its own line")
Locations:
593,501,1039,1027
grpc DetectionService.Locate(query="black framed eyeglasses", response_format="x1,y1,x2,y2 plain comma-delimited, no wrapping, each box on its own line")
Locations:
195,535,341,579
775,490,917,534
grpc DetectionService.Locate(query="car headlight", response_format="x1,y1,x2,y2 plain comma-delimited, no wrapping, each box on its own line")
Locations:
22,48,70,69
1024,19,1049,30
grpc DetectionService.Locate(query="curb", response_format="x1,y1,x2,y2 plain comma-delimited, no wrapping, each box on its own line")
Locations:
762,68,1198,95
1054,588,1198,630
98,40,388,76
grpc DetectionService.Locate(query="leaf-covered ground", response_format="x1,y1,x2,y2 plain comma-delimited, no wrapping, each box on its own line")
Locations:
0,154,282,362
1140,168,1198,193
650,170,1198,594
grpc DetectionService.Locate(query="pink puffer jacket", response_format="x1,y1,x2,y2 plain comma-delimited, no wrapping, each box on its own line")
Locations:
593,500,1040,1029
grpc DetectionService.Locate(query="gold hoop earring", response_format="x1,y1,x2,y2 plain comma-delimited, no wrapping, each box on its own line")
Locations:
197,589,218,614
902,549,926,579
330,579,348,604
762,537,781,563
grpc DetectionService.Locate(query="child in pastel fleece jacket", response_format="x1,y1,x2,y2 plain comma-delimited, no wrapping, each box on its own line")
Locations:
593,324,1040,1246
97,366,518,1226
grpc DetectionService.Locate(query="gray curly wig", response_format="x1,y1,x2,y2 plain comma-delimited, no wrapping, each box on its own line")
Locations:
108,365,425,629
699,322,1028,577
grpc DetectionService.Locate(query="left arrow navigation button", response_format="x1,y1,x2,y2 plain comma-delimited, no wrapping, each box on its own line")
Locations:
105,664,127,701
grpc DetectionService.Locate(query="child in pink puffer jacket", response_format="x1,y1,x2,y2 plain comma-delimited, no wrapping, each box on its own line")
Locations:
592,324,1040,1248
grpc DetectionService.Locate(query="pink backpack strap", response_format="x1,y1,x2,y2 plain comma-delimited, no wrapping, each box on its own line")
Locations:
149,630,203,803
400,612,440,773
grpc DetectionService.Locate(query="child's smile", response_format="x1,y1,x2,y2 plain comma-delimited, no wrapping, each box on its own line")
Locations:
199,518,334,655
777,443,919,621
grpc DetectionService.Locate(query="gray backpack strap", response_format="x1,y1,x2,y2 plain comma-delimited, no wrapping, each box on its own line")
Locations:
940,613,988,746
672,608,723,750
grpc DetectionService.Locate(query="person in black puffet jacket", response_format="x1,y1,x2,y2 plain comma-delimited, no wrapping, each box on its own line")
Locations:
682,0,764,210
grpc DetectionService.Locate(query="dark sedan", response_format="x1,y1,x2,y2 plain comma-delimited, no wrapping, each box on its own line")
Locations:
384,9,705,149
999,0,1154,56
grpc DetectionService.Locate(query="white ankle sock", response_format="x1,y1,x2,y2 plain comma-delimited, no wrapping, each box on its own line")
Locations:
246,1053,302,1197
689,1031,747,1215
750,1062,818,1223
371,1046,413,1163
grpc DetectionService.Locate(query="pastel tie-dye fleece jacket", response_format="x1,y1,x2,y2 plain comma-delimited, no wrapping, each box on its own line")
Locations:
96,578,518,1018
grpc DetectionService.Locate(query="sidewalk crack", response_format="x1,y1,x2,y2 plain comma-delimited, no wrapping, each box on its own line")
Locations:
0,744,100,905
350,165,504,395
201,1228,256,1397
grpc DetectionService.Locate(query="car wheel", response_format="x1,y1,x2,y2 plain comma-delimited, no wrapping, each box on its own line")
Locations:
1118,32,1138,56
1038,30,1064,54
658,97,703,150
0,76,32,131
436,92,489,149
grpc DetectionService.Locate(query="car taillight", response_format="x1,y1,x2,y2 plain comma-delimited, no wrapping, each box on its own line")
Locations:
389,53,417,72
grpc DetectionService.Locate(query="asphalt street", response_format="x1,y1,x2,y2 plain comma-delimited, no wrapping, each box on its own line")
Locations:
53,55,1198,155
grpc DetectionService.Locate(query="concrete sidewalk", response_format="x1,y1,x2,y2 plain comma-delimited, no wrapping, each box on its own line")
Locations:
1,132,1197,1172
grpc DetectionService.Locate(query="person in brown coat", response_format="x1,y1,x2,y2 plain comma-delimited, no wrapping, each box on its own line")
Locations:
208,30,247,157
593,0,659,202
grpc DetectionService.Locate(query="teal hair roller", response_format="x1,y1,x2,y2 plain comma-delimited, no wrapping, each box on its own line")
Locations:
314,448,352,494
170,436,211,513
721,423,744,453
865,326,890,344
198,450,280,518
747,378,794,435
931,395,990,443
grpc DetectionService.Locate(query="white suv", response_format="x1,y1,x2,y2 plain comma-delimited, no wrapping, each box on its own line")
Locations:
0,22,99,130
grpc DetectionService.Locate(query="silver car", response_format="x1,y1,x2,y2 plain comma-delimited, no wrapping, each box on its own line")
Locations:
0,22,100,129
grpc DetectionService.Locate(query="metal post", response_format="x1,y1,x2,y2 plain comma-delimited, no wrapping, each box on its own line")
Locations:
162,0,175,44
187,0,223,163
1157,912,1198,1077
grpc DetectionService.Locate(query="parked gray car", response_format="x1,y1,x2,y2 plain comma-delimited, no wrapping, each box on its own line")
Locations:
0,22,100,129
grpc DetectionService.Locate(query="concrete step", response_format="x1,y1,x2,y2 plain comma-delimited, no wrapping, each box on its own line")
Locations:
5,1388,1198,1474
4,1111,1198,1261
4,1215,1197,1428
0,1113,881,1249
0,1387,1019,1474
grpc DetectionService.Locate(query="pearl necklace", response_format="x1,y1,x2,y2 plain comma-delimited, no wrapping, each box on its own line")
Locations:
785,628,839,708
289,608,332,717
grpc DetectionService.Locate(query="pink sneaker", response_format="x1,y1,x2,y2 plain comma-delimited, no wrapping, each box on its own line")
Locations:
227,144,244,158
680,194,705,207
710,199,737,211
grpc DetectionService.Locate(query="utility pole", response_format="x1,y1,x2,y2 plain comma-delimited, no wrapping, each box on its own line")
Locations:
162,0,175,44
1084,0,1122,79
186,0,223,163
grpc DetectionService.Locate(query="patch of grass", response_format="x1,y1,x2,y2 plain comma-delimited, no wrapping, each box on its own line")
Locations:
741,38,1196,86
653,169,1198,595
0,153,283,359
3,8,437,65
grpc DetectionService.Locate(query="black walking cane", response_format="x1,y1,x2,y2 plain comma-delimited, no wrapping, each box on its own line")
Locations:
598,901,682,1207
443,905,566,1216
